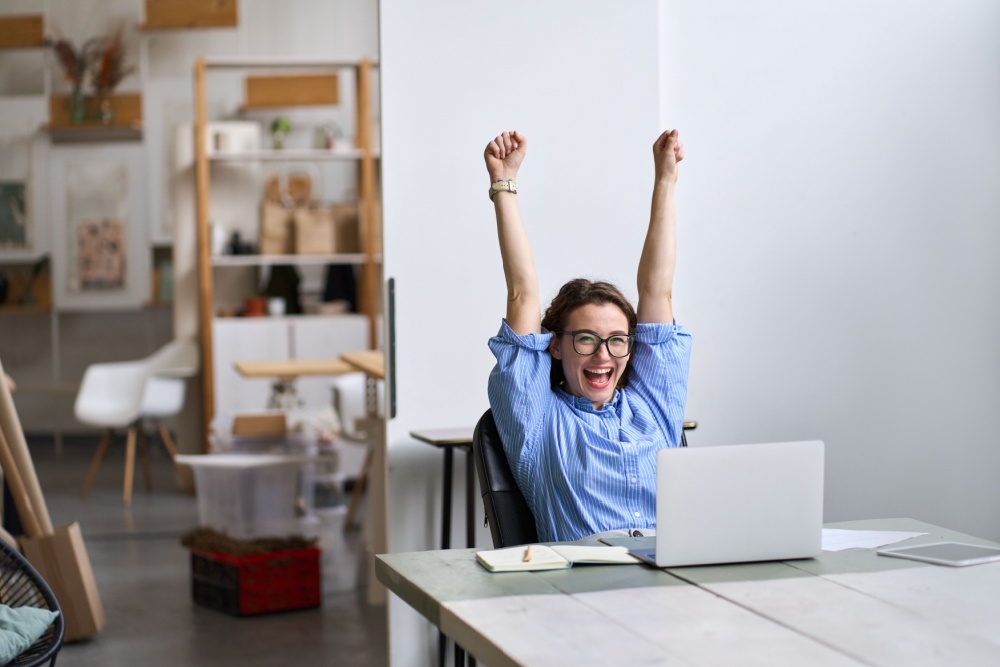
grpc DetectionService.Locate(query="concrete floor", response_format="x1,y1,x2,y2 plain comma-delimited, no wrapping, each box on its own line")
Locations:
23,433,389,667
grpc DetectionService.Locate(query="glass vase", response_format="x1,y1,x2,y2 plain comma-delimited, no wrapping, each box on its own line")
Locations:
98,92,114,125
69,86,87,124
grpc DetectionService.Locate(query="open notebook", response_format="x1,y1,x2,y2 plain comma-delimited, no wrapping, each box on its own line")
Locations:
476,544,639,572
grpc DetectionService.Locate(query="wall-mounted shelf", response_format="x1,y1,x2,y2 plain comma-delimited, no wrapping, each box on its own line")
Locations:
42,124,143,144
137,0,238,31
45,93,143,142
0,15,44,49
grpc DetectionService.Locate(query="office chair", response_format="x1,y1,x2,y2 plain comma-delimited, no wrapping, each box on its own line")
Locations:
0,536,65,666
473,409,694,549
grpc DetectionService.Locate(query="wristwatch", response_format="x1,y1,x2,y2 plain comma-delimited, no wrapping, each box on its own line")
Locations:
489,179,517,201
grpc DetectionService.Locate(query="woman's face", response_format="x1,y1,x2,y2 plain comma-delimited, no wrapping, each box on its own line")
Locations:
549,302,631,409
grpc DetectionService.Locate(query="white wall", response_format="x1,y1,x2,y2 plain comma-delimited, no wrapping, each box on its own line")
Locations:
379,2,661,664
660,1,1000,540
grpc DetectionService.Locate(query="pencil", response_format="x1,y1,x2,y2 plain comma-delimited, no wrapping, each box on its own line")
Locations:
523,545,533,562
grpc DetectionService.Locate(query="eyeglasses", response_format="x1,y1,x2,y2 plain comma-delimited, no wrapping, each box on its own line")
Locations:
554,330,635,358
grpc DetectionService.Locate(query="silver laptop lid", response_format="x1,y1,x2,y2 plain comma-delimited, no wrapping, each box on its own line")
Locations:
655,441,824,567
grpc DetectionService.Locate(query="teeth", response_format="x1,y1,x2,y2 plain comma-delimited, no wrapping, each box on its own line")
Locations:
587,369,611,375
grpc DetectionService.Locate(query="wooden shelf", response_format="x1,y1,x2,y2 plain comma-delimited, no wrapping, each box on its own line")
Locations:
42,124,143,143
209,147,375,162
138,0,237,30
204,57,378,70
211,253,378,268
0,15,44,49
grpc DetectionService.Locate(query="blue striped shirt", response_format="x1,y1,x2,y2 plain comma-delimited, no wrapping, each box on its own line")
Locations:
487,320,692,542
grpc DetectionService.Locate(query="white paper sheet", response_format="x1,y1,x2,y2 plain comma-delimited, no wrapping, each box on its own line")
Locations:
822,528,927,552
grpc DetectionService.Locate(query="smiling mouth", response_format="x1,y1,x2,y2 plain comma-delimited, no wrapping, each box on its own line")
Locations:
583,368,612,388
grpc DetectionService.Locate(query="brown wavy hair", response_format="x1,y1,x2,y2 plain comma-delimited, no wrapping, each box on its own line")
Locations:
541,279,637,391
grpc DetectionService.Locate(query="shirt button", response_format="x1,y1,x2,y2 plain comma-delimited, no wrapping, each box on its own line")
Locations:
634,511,641,517
631,477,637,483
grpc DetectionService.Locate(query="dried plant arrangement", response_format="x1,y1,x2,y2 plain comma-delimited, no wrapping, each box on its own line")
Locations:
90,24,135,99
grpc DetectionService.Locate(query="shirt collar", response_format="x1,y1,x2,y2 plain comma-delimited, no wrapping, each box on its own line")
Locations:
557,385,622,414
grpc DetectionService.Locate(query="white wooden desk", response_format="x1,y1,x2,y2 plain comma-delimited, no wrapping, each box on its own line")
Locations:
376,519,1000,666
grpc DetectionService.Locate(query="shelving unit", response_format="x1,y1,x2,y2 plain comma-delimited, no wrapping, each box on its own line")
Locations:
193,56,381,438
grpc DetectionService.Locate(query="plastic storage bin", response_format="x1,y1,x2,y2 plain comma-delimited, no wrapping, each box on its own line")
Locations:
177,454,320,539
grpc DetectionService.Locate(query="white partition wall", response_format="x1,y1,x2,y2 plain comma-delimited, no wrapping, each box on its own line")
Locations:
379,2,661,664
658,2,1000,542
380,0,1000,662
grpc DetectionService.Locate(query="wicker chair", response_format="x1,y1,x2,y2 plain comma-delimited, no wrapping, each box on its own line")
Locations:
0,538,64,667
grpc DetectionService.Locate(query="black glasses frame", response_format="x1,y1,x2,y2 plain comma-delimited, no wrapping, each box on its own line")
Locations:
554,330,636,358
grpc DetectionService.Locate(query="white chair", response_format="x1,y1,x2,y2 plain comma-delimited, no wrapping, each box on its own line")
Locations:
75,338,198,506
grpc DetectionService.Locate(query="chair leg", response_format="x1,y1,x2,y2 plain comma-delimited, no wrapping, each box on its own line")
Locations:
123,427,137,507
137,428,153,492
81,430,113,498
158,422,179,460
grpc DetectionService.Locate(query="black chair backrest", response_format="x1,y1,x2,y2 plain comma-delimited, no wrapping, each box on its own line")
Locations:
473,409,538,548
0,537,65,667
473,409,691,549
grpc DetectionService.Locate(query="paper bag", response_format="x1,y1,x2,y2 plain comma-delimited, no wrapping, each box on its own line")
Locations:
20,522,106,642
259,201,294,255
293,204,335,254
293,203,361,254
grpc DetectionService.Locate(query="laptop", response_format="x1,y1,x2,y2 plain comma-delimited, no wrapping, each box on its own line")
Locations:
607,441,824,567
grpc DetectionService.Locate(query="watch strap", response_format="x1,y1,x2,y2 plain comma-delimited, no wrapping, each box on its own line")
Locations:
488,179,517,201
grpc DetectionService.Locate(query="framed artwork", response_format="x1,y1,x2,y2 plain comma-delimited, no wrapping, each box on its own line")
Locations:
66,161,128,292
75,218,125,289
0,181,28,249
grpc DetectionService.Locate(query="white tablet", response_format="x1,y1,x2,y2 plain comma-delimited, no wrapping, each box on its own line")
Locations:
876,541,1000,567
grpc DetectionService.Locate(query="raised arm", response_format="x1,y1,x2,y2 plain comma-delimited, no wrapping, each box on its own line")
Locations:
485,130,540,335
636,129,685,324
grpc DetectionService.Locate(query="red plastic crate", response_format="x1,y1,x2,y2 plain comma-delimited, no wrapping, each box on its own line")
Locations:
190,547,321,616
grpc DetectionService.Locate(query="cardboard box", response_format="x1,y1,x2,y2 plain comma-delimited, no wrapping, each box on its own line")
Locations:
232,412,286,437
20,522,106,642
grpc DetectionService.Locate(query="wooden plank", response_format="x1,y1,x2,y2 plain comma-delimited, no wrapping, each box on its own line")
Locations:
194,57,215,450
356,59,379,350
48,93,142,128
340,350,384,380
142,0,237,30
233,358,355,379
0,15,44,48
243,74,338,108
675,555,1000,666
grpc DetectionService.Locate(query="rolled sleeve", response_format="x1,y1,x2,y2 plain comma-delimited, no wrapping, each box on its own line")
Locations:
487,321,554,485
629,322,692,446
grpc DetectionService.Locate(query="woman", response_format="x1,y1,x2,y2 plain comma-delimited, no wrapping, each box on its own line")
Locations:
485,129,692,542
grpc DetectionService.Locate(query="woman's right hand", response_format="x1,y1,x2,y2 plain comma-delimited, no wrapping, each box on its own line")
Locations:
485,130,527,182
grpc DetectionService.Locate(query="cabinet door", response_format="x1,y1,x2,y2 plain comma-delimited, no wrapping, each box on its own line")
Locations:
291,314,369,409
212,317,289,418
